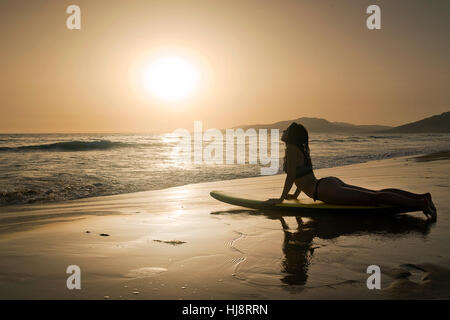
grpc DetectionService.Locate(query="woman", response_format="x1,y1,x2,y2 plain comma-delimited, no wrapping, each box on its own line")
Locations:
264,122,437,222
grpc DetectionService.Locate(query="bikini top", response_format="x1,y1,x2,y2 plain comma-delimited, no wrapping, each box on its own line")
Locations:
295,146,313,178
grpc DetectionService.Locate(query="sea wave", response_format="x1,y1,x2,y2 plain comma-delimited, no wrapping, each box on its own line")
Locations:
0,140,130,152
368,135,402,139
0,132,449,207
311,138,364,143
0,183,108,206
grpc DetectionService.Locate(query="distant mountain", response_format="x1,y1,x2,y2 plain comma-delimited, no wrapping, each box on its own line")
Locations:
233,111,450,134
332,122,392,133
234,117,392,133
383,111,450,133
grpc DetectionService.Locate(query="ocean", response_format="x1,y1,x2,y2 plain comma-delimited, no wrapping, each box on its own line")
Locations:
1,132,449,206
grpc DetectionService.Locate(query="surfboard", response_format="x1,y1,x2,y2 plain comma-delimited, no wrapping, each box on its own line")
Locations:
210,191,420,215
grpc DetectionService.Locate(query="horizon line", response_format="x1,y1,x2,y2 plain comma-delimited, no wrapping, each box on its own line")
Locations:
1,110,447,135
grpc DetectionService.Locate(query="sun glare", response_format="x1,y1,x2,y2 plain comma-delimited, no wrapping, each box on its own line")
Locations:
143,56,199,101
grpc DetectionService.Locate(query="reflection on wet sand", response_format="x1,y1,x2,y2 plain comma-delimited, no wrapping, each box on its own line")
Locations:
212,209,431,287
274,212,430,286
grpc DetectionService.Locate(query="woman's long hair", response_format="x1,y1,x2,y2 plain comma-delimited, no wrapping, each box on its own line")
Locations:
283,122,310,173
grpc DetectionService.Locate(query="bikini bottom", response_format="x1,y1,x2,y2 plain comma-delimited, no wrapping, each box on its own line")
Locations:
313,178,325,202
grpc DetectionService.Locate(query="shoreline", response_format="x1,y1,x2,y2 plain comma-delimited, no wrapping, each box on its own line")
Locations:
1,150,449,209
0,151,448,233
412,151,450,162
0,152,449,299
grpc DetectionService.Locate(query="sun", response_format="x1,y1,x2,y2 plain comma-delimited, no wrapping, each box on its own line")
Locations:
142,56,199,101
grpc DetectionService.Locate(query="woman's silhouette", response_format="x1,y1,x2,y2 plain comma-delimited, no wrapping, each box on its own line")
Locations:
264,122,437,222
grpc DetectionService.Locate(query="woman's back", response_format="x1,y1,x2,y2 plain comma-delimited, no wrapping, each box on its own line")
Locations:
294,145,312,178
289,144,317,198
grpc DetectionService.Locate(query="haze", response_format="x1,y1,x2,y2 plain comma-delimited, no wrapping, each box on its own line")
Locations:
0,0,449,133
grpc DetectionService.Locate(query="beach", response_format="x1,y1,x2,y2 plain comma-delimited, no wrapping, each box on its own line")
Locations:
0,152,449,300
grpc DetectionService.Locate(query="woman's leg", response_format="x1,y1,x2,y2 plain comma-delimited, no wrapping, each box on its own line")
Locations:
317,178,435,220
380,189,435,210
326,187,426,208
342,182,435,210
379,188,425,199
341,182,376,193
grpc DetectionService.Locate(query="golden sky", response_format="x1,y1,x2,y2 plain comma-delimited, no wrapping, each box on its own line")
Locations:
0,0,449,133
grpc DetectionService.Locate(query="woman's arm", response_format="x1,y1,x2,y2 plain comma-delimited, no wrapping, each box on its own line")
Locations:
265,144,298,204
286,185,302,200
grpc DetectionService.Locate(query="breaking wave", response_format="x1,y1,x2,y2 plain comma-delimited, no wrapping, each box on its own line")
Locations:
0,140,130,152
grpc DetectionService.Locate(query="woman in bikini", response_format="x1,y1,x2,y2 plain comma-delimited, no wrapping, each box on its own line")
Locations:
264,122,437,222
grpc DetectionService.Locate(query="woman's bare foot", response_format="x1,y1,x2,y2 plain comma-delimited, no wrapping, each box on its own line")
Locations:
425,193,436,211
423,197,437,222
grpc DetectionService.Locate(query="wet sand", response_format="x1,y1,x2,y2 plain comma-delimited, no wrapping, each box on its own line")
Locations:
0,153,449,299
413,151,450,162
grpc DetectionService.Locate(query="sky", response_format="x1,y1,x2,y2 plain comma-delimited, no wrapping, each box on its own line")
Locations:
0,0,449,133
